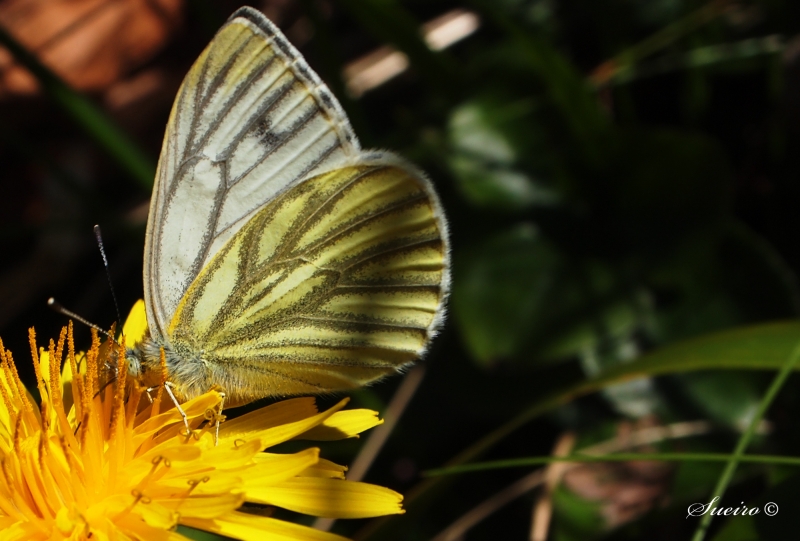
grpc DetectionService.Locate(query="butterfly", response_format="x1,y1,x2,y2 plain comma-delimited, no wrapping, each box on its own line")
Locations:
125,6,450,407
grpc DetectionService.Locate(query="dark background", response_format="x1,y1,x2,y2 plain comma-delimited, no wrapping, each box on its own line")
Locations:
2,0,800,539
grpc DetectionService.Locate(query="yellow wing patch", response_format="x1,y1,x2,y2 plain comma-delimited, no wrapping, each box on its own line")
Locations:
167,163,446,403
122,300,148,345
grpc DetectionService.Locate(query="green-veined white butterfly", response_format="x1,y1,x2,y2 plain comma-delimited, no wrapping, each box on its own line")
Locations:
126,6,450,407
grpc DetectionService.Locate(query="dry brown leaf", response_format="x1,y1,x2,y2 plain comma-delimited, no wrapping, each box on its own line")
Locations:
0,0,184,96
561,418,674,528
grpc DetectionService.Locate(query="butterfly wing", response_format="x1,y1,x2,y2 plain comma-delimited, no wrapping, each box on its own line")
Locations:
144,7,359,340
166,160,449,403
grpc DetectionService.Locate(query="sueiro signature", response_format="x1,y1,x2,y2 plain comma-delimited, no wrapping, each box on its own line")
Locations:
687,497,778,519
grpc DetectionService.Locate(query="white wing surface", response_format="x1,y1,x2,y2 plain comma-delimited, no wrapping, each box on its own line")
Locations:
144,6,359,339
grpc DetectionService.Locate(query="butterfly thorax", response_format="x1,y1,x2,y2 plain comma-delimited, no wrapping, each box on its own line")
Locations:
126,332,211,401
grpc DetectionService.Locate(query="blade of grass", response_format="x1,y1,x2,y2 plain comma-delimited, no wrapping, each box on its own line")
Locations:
691,339,800,541
0,24,156,189
601,36,784,86
424,452,800,476
590,0,733,86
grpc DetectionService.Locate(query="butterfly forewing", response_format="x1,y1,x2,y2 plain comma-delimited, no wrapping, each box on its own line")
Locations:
144,8,359,339
167,163,448,403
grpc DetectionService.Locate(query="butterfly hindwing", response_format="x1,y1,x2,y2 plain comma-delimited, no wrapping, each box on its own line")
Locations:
167,160,448,402
144,7,359,339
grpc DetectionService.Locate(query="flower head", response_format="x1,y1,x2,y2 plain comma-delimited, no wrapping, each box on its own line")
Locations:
0,302,403,540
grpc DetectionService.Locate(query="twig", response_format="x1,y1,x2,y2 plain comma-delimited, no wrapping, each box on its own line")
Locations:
432,469,546,541
530,432,576,541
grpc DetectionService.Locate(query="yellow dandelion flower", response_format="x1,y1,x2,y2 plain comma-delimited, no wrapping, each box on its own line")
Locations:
0,302,403,540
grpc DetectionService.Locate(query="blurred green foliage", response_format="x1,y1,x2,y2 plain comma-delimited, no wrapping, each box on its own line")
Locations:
4,0,800,539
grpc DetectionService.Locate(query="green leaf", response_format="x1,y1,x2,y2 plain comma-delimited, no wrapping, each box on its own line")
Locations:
672,460,727,504
677,372,764,428
553,485,606,541
446,95,564,209
177,525,231,541
540,298,644,361
452,226,655,368
711,516,760,541
451,224,561,364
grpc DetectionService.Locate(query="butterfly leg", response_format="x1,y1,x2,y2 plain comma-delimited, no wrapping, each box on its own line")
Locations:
215,392,226,446
163,381,190,435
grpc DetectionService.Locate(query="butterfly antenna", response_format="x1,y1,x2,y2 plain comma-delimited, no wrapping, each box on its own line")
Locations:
94,224,123,329
47,297,114,341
